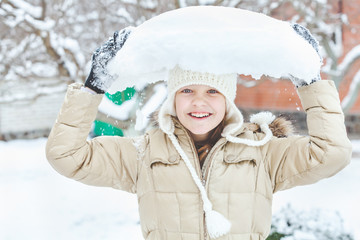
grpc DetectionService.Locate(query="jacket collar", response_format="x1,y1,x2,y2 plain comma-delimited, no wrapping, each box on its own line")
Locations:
170,114,293,141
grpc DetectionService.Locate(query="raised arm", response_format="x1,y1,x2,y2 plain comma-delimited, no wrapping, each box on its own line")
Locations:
46,28,139,193
265,80,352,193
264,24,352,192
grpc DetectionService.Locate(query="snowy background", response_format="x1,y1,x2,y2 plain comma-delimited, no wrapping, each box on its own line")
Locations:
1,1,360,239
0,138,359,240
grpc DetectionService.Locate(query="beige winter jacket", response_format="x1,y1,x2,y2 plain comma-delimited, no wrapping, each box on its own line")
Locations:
46,80,352,240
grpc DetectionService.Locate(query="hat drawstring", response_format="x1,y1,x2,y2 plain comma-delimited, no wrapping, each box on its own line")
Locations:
226,111,275,147
166,112,275,238
167,133,231,239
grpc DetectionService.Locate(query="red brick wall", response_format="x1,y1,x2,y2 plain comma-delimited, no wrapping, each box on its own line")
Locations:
235,0,360,113
236,79,302,111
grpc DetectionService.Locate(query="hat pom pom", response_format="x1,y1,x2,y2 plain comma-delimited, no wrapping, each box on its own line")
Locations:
250,111,275,126
205,210,231,239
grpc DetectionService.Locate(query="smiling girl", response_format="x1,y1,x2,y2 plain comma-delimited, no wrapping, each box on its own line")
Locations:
46,27,352,240
175,85,225,142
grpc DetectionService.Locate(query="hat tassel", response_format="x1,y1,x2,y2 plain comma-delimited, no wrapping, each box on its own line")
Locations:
205,209,232,239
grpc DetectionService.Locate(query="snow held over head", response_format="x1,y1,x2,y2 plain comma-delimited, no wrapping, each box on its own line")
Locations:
107,6,322,94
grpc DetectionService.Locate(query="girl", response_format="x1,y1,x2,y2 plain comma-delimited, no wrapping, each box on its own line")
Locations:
46,27,352,240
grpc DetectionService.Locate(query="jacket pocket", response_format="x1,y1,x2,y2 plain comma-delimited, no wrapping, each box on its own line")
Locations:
215,146,260,193
150,155,180,168
223,144,272,198
223,144,260,165
223,154,257,165
149,155,198,193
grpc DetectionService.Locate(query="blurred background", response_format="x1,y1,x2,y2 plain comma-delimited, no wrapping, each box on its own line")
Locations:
0,0,359,239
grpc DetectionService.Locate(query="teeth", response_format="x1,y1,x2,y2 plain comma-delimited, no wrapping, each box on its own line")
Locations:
190,113,210,118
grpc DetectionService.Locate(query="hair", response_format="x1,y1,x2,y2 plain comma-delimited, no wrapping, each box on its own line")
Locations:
194,119,225,167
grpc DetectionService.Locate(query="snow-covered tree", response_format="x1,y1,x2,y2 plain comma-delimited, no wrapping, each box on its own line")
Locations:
0,0,164,102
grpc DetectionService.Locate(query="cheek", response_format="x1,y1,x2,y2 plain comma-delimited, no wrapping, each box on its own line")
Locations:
218,108,226,121
215,98,226,117
175,95,185,115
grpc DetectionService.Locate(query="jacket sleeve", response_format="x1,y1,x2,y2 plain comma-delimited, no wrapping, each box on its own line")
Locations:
264,80,352,193
46,83,139,193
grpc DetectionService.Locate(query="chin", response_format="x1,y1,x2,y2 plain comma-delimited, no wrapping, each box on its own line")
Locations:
190,129,211,136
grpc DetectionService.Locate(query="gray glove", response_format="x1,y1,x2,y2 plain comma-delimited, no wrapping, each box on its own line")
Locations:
289,23,322,88
85,27,133,94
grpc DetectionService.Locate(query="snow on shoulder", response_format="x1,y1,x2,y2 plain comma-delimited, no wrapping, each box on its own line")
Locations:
107,6,322,94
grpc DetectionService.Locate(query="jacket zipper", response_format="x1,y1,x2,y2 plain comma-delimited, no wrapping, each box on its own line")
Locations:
201,139,226,240
201,139,226,183
182,130,206,239
182,128,226,240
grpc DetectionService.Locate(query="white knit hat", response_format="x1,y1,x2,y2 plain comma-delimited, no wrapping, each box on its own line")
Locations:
158,65,275,238
158,65,275,144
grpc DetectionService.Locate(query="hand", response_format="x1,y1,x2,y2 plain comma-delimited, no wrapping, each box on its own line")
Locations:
85,27,133,94
289,23,322,88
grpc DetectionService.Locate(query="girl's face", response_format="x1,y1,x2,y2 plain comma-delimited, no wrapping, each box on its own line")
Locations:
175,84,226,142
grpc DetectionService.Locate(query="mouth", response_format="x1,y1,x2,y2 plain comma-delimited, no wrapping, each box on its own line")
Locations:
188,112,212,119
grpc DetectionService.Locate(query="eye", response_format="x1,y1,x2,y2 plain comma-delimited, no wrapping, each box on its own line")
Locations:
208,89,218,94
181,88,192,93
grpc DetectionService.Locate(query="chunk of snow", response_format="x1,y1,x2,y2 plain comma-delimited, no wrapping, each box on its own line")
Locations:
107,6,322,94
98,95,137,121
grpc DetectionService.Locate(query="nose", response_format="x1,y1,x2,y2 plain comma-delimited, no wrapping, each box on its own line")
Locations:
191,93,206,107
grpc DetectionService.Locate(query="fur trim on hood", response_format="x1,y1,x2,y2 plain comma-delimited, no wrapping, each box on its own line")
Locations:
149,111,294,138
244,116,294,138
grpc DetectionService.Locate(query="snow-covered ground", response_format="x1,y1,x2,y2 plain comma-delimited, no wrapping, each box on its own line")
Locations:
0,138,359,240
